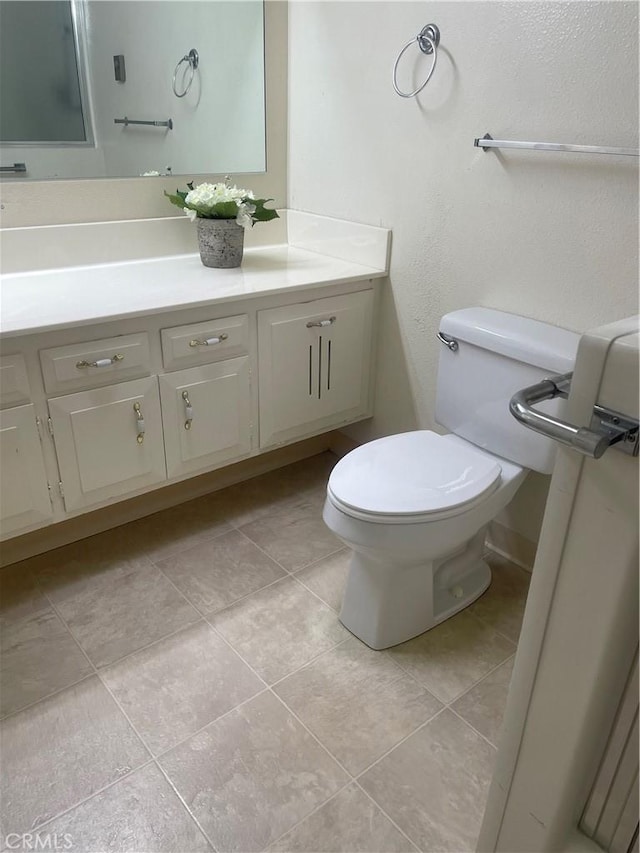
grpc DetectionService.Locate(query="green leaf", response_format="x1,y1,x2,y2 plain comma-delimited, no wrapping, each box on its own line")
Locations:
251,199,279,223
164,190,186,209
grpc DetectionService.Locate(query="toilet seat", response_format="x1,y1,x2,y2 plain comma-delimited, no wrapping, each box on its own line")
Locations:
327,431,502,524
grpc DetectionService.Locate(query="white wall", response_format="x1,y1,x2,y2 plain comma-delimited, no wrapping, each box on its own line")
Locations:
288,0,639,547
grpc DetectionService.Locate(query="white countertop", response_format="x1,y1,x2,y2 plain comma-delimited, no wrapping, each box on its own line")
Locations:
0,243,386,339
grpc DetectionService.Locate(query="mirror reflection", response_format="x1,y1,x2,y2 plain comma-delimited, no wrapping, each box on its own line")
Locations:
0,0,266,180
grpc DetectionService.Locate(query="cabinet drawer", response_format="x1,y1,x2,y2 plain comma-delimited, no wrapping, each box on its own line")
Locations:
40,333,151,395
0,354,31,408
161,315,249,370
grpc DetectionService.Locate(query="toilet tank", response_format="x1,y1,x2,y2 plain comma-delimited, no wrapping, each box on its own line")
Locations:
435,308,580,474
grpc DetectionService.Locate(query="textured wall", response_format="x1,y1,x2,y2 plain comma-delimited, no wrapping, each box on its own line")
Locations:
288,0,639,545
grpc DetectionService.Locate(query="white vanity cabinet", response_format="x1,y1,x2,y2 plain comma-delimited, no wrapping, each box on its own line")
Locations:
47,377,166,512
159,358,252,479
258,290,374,448
0,404,52,535
0,354,52,535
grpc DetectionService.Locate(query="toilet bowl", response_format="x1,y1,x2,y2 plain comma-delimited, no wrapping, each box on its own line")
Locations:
323,431,526,649
322,307,580,650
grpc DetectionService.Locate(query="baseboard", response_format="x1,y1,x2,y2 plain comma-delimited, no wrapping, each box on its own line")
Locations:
0,433,334,568
486,520,537,572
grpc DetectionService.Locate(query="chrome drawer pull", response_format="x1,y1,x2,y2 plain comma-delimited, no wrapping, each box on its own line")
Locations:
189,334,228,347
76,353,124,369
306,316,336,328
510,372,639,459
133,401,145,444
182,390,193,430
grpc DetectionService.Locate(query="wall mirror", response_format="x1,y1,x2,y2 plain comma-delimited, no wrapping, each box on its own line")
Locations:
0,0,266,181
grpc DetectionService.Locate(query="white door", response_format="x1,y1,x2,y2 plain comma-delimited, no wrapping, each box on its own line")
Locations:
258,290,373,447
0,404,52,536
48,376,166,511
479,316,639,852
159,358,251,478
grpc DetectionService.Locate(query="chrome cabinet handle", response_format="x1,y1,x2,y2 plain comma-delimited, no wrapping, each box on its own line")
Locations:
306,316,336,328
189,334,228,347
182,390,193,430
510,372,639,459
436,332,458,352
76,353,124,369
133,401,145,444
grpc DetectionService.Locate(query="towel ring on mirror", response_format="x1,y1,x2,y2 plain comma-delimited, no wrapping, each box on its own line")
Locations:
172,48,199,98
392,24,440,98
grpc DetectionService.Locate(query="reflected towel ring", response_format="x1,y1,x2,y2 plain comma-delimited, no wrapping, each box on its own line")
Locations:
392,24,440,98
172,48,199,98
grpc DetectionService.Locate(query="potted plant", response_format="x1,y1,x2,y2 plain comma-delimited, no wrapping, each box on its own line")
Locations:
165,181,279,268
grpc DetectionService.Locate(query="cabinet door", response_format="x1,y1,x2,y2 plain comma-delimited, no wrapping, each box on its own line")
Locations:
159,358,251,479
0,404,52,536
48,377,166,512
258,290,374,448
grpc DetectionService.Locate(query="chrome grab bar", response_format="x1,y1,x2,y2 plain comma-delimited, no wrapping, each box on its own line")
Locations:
509,372,639,459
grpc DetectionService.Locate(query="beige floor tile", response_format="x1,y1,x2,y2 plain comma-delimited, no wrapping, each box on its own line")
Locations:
469,554,531,642
210,576,348,684
156,529,286,614
387,610,515,704
269,783,416,852
33,531,152,595
115,495,231,563
275,638,442,774
0,676,149,836
360,709,496,852
38,561,200,669
0,563,50,626
159,691,348,852
240,497,342,572
1,609,93,718
38,763,212,853
102,622,264,755
209,453,336,529
295,549,350,612
452,656,515,746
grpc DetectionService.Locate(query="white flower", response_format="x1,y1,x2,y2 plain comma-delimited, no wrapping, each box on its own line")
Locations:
236,201,256,228
183,207,197,222
141,170,160,176
184,181,252,209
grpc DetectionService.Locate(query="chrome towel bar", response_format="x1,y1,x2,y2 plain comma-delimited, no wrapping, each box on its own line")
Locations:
475,133,640,158
115,117,173,129
509,372,639,459
0,162,26,173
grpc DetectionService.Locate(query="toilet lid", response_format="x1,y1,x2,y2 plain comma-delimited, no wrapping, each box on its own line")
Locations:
327,431,502,518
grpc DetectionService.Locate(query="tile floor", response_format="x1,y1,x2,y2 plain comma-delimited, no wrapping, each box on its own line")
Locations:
0,452,531,853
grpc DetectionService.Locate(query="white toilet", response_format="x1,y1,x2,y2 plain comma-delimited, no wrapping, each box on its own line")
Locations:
323,307,579,650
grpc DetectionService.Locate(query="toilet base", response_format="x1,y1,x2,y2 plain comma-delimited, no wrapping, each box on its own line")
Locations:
339,530,491,650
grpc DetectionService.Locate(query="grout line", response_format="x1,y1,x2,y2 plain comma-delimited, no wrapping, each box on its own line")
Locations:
467,606,522,647
263,778,355,851
353,781,422,852
93,617,206,673
152,761,220,852
447,705,500,751
267,638,353,691
446,651,518,707
19,758,158,835
291,544,349,575
353,706,449,781
0,671,96,724
144,522,235,568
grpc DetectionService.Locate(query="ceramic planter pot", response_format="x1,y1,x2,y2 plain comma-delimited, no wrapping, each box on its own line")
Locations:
196,218,244,268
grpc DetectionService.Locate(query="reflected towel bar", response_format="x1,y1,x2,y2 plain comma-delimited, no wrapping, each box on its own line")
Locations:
115,117,173,130
474,133,639,157
0,162,27,173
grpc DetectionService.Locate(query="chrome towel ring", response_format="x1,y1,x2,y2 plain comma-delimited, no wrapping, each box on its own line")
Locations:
172,48,199,98
392,24,440,98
